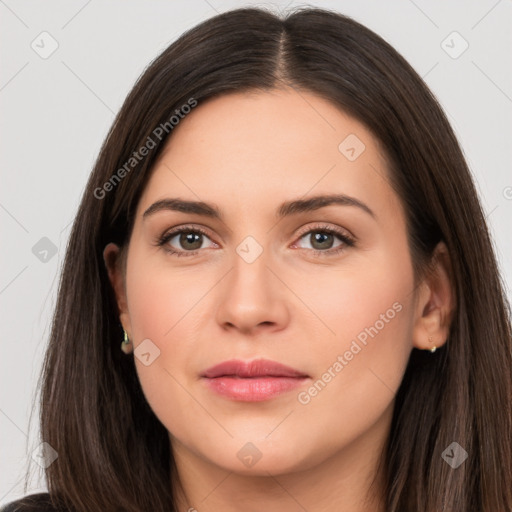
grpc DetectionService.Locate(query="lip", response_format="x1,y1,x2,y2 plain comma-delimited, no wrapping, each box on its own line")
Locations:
201,358,310,402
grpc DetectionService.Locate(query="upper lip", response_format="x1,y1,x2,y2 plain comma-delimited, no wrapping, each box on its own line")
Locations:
201,359,309,379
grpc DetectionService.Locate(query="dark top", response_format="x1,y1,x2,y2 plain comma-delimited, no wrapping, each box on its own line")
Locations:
1,494,63,512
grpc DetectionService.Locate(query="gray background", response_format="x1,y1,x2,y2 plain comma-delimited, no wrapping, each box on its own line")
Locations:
1,0,511,505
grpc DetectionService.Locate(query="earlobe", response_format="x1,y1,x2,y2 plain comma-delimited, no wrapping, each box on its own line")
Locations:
412,241,456,352
102,243,131,335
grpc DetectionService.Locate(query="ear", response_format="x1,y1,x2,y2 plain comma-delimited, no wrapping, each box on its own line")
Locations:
103,242,132,342
412,241,456,351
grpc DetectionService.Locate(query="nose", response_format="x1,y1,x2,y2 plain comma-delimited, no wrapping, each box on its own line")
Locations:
216,246,290,336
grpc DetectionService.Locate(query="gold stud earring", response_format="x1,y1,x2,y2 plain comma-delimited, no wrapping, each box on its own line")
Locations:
428,335,437,353
121,329,132,354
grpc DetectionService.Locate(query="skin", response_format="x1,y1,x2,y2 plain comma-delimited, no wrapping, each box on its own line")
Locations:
104,87,454,511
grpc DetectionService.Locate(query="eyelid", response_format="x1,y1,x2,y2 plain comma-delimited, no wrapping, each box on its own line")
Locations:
293,222,355,242
157,223,217,248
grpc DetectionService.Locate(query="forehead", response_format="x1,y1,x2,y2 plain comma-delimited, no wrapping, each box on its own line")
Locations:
137,87,402,222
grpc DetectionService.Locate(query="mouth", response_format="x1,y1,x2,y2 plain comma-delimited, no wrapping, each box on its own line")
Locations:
200,358,310,402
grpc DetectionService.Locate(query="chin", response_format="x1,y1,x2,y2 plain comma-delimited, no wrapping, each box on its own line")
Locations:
203,435,320,476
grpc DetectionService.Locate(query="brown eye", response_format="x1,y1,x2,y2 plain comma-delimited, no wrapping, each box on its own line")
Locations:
307,232,336,250
293,225,355,257
157,226,216,257
174,231,204,251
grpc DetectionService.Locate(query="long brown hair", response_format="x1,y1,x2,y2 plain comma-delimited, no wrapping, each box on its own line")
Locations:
18,7,512,511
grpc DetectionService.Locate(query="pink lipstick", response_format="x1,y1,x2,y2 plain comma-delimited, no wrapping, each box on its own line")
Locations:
201,358,309,401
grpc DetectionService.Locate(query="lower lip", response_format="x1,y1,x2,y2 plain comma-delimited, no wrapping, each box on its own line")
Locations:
202,376,308,401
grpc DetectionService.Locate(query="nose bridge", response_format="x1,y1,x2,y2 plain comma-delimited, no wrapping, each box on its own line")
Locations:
215,231,289,332
229,234,273,302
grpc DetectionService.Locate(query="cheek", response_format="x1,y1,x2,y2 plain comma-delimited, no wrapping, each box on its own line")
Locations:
123,255,205,412
291,247,414,447
292,310,411,468
125,253,209,346
291,245,413,361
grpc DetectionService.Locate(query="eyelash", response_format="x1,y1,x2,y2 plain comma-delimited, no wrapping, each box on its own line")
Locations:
155,224,356,258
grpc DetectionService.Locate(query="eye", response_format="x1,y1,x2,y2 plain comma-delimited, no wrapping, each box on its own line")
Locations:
292,224,355,257
156,225,217,257
155,223,355,258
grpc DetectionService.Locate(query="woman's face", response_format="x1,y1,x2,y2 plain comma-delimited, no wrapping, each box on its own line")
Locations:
107,87,422,476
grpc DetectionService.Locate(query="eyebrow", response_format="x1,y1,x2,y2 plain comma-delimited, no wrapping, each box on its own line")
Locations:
142,194,376,221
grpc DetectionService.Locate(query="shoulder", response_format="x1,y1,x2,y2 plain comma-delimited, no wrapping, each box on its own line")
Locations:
1,493,65,512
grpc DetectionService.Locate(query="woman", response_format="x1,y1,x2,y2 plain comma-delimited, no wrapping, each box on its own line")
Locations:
3,6,511,512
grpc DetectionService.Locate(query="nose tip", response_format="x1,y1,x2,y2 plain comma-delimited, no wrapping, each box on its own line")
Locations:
216,254,290,336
